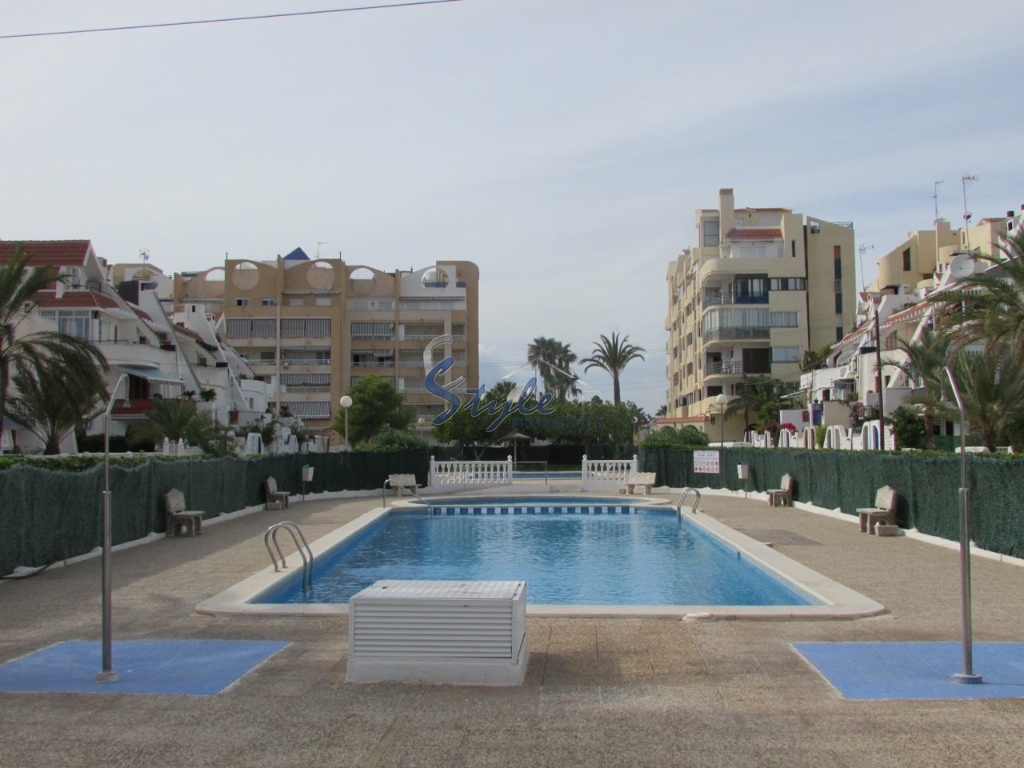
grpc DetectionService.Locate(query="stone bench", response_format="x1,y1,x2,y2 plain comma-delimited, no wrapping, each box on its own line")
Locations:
387,474,419,496
620,472,656,495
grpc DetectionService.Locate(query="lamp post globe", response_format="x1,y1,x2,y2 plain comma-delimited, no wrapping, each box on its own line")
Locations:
340,395,353,451
715,393,729,446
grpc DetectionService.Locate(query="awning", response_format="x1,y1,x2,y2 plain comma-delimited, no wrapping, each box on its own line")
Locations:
119,366,185,386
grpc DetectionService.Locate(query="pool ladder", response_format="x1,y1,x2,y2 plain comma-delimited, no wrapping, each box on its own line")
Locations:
382,479,435,515
677,487,700,517
264,521,314,592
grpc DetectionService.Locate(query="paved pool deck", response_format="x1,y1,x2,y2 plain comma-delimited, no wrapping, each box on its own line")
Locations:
2,486,1023,767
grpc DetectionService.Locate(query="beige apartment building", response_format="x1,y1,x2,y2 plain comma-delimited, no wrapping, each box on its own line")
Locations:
868,213,1019,294
173,250,479,442
664,188,856,439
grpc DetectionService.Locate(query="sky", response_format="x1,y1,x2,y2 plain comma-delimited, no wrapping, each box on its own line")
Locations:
2,0,1022,415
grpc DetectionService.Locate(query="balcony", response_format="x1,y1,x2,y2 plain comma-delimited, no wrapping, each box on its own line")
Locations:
703,328,771,343
702,292,769,308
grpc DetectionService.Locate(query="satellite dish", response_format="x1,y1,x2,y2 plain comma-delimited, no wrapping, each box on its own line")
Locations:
948,255,974,279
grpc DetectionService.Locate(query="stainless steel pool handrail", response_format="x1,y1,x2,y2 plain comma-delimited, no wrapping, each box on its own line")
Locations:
264,521,313,591
383,478,435,514
677,488,700,516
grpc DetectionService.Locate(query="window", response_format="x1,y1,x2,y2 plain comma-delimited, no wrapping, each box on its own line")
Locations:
261,298,276,306
235,298,249,307
281,318,330,338
835,293,843,313
771,347,801,363
702,219,719,248
769,277,806,291
833,246,842,279
836,326,844,342
352,321,395,339
902,248,912,271
226,318,276,338
734,275,769,302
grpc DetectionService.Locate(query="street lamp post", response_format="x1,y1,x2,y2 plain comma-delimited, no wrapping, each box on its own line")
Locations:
339,395,352,451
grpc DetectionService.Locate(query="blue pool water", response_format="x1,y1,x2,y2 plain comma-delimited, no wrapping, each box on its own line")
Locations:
257,498,816,607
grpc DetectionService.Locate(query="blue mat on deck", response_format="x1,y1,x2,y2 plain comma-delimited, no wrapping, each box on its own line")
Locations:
793,642,1024,700
0,640,289,696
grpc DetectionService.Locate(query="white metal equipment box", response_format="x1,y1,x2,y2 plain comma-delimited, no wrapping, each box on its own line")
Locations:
347,580,528,686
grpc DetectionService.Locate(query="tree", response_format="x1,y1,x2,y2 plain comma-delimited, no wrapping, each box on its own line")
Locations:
527,337,578,401
432,380,520,457
943,348,1024,452
724,376,801,431
0,244,109,432
353,425,428,452
930,229,1024,356
799,344,833,373
335,374,413,445
655,404,668,418
581,332,646,405
6,364,107,454
127,398,227,453
893,329,952,450
886,405,927,450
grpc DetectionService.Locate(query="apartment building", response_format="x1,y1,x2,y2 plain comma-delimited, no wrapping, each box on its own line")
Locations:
173,249,479,441
664,188,856,438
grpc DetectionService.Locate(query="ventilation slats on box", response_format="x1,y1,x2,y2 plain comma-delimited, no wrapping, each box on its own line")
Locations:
347,580,528,685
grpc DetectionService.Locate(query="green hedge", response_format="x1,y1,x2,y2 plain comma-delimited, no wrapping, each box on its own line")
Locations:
0,450,429,575
640,446,1024,559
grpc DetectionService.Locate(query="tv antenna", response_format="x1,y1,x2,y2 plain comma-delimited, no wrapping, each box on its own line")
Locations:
858,243,874,291
139,248,151,278
932,180,944,223
316,241,328,258
962,174,978,252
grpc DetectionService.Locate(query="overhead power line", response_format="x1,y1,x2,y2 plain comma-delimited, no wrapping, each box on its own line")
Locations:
0,0,462,41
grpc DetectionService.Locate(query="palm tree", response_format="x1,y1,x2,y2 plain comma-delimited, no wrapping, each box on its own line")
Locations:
581,332,646,405
128,399,225,452
892,329,952,450
6,361,107,454
526,337,578,400
929,228,1024,356
1,244,109,431
944,348,1024,452
724,375,800,431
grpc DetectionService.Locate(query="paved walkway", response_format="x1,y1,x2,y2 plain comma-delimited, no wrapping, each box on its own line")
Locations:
2,489,1023,767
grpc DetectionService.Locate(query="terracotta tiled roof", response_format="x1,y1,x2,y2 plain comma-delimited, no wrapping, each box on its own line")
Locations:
130,305,154,323
724,228,782,241
885,300,930,325
33,289,120,310
0,240,92,267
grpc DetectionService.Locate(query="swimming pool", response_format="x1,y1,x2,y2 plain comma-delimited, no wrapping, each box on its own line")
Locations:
197,495,886,619
259,501,814,607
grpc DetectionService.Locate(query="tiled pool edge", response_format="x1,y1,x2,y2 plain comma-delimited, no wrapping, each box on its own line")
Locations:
195,500,886,621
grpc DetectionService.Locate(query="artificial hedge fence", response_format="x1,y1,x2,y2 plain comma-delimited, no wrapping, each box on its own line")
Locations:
0,450,429,576
640,446,1024,558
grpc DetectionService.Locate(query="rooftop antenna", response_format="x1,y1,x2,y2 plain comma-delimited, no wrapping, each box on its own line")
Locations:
858,243,874,291
932,180,944,224
316,241,328,258
962,174,978,253
139,248,150,278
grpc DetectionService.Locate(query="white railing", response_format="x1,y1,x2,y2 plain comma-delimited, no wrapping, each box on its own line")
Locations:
581,454,638,491
160,437,203,457
746,421,895,451
429,455,514,487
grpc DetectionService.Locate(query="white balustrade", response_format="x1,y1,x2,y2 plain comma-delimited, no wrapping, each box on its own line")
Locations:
429,456,514,487
581,454,638,491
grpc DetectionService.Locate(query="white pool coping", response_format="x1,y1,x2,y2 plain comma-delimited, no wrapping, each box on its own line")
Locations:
196,495,886,621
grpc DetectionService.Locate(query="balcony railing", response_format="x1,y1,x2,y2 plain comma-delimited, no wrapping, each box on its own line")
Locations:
705,361,772,376
702,293,769,307
703,328,771,343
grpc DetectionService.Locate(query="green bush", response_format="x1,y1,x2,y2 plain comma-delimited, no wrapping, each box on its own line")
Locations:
641,425,710,449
